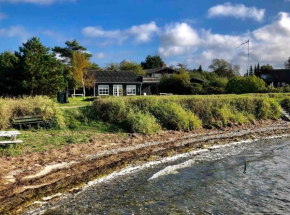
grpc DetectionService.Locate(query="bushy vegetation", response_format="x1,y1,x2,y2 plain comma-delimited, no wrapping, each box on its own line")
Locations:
281,98,290,112
126,110,161,134
0,96,60,130
226,75,266,94
94,95,282,132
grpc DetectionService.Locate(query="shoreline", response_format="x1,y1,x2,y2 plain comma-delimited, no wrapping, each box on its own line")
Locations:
1,120,290,214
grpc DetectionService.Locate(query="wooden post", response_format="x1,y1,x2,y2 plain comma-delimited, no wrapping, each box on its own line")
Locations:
94,85,96,97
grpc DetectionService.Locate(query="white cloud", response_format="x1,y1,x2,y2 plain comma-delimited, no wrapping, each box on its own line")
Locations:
208,2,265,21
0,0,76,5
158,12,290,73
96,52,105,59
127,22,158,43
82,22,158,44
0,12,8,21
158,23,200,57
0,26,30,41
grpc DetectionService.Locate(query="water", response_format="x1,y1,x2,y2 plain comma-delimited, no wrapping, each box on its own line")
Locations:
36,138,290,214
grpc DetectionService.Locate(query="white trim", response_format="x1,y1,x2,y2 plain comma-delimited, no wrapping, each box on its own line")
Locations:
98,85,109,95
113,85,123,96
126,85,136,95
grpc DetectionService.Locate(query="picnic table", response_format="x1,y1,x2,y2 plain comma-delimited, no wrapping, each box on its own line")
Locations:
0,131,23,145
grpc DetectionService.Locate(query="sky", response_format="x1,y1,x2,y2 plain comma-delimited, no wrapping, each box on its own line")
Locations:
0,0,290,73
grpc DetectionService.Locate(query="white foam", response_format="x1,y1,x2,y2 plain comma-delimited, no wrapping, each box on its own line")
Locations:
148,159,196,181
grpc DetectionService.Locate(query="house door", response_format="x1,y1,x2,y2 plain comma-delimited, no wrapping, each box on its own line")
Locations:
113,85,123,96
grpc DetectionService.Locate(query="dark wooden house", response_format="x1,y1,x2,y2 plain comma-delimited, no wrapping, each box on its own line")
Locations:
260,69,290,87
93,70,160,96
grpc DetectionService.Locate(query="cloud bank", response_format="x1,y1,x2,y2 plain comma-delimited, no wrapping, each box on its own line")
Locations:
208,2,265,22
82,22,158,44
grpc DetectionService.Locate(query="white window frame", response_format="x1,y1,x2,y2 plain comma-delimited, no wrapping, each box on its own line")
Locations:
126,85,136,96
98,85,109,95
113,85,123,96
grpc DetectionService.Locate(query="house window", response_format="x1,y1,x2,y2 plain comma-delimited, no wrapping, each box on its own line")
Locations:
98,85,109,95
126,85,136,95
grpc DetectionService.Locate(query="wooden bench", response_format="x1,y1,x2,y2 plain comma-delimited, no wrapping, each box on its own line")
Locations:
0,131,23,145
13,115,44,129
71,94,84,97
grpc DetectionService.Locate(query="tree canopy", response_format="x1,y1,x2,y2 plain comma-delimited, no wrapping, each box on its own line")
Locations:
209,59,240,78
16,37,66,96
52,39,92,63
261,64,273,71
120,60,146,75
141,55,164,69
285,57,290,69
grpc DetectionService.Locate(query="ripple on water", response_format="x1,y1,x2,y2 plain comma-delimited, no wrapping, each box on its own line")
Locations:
30,138,290,215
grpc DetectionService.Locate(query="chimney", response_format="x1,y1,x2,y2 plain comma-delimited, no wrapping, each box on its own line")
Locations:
162,63,167,68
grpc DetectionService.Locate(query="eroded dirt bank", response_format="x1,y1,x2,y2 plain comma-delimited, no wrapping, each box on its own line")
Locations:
1,120,290,214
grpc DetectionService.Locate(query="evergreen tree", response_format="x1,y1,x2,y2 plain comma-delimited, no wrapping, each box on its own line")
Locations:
285,57,290,69
53,39,92,63
0,52,22,96
198,65,203,72
141,55,164,69
16,37,66,96
249,65,253,76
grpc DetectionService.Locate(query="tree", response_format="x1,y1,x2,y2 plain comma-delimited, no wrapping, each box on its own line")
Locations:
119,60,146,75
261,64,273,71
71,52,90,99
249,65,253,76
16,37,66,96
52,39,92,63
0,52,21,96
198,65,203,73
141,55,164,69
89,62,101,70
209,59,240,78
106,62,120,70
176,63,187,69
285,57,290,69
160,71,193,95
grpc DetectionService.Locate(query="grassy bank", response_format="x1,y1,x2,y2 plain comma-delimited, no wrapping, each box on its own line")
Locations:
94,94,284,133
1,94,290,157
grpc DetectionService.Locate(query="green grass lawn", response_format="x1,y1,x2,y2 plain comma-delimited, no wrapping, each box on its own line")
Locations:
0,121,125,157
56,96,95,107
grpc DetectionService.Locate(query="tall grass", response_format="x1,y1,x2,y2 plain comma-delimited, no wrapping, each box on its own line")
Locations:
0,96,60,130
94,94,282,133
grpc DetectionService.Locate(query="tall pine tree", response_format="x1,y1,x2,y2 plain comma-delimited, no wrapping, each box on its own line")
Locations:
16,37,66,96
249,65,253,76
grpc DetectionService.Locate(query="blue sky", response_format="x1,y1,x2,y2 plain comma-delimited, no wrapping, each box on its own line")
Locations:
1,0,290,73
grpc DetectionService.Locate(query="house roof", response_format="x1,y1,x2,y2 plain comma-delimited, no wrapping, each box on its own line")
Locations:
145,67,179,74
261,69,290,82
190,77,206,83
92,70,141,84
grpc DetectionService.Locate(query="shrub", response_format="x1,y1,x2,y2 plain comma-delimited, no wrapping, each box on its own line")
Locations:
94,97,128,123
226,76,266,94
126,110,161,134
148,101,202,131
0,96,60,130
281,98,290,112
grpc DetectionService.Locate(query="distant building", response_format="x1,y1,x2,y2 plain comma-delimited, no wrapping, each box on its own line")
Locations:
145,67,180,78
93,70,160,96
260,69,290,87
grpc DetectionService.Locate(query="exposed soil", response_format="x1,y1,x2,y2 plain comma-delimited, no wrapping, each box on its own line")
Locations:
1,119,290,214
